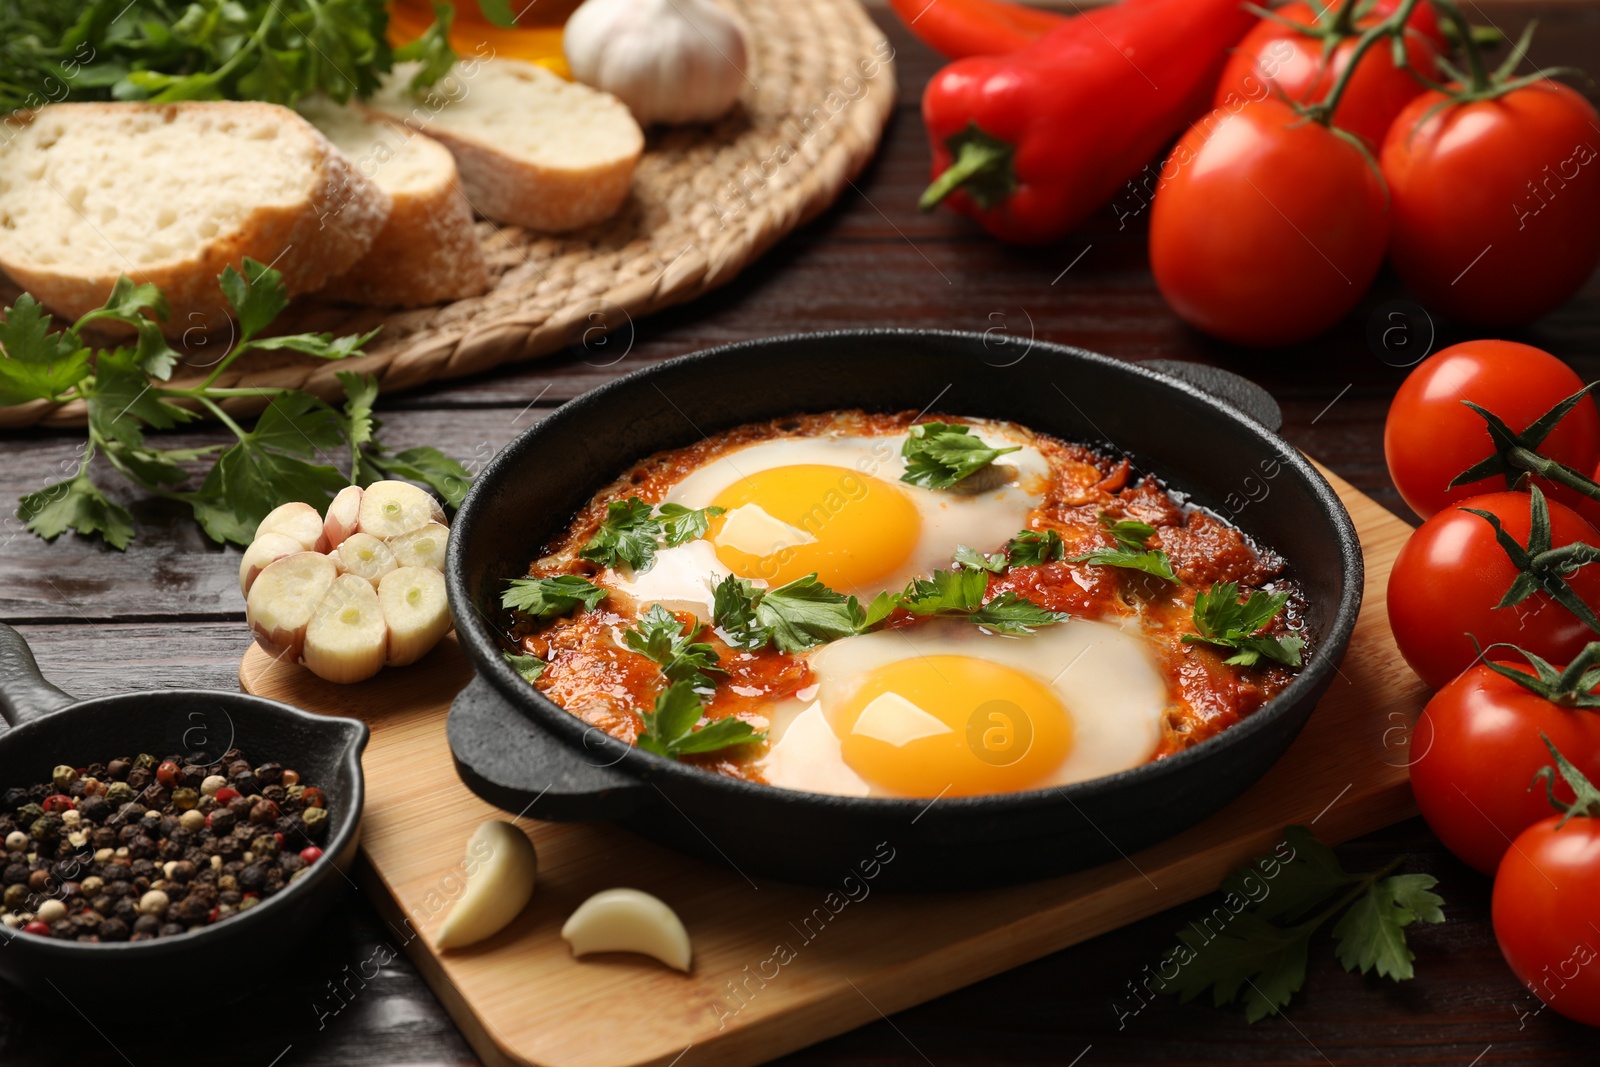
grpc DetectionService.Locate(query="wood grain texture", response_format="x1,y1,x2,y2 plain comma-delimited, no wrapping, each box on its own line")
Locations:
236,468,1428,1067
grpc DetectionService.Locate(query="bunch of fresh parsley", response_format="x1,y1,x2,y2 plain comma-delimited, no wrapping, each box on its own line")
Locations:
0,0,456,112
5,259,470,549
1162,825,1444,1021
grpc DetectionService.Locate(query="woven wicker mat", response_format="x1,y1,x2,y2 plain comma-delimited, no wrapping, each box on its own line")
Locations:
0,0,896,430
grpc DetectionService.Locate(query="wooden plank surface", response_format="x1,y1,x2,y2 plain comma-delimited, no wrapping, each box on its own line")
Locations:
3,4,1599,1064
235,468,1429,1067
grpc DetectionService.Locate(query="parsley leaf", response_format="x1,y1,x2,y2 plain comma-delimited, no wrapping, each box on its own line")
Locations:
658,503,724,547
954,544,1008,573
503,651,547,683
581,498,662,570
366,447,473,509
18,467,136,550
1183,581,1304,667
501,576,607,619
710,573,862,654
900,422,1020,490
969,593,1072,635
1159,825,1444,1022
1006,529,1065,566
0,295,91,403
636,680,763,760
898,569,1068,634
623,604,723,690
1068,513,1177,582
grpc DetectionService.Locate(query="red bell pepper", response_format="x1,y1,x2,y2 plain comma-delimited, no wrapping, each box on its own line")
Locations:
885,0,1068,59
919,0,1257,245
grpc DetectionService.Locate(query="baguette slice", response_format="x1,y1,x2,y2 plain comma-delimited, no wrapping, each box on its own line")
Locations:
0,102,391,334
298,97,491,308
364,59,643,233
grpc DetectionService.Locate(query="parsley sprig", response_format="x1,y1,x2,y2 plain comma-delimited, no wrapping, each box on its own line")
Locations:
711,574,863,654
1068,513,1177,582
579,496,724,571
9,261,470,549
623,605,724,690
898,569,1068,634
1161,826,1444,1021
503,651,547,683
900,422,1020,490
502,575,607,619
636,681,763,760
1183,581,1304,667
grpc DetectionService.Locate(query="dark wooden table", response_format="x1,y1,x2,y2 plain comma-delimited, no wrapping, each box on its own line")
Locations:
3,6,1599,1064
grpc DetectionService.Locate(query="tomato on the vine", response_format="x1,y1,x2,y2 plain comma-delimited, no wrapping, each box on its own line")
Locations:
1384,340,1600,522
1149,98,1388,346
1387,490,1600,689
1381,80,1600,327
1214,0,1438,149
1409,657,1600,874
1492,746,1600,1027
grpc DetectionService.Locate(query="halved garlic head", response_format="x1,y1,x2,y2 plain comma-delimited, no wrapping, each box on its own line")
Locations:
560,888,692,972
436,821,539,951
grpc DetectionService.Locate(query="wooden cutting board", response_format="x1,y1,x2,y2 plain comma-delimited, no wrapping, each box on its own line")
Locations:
240,465,1426,1067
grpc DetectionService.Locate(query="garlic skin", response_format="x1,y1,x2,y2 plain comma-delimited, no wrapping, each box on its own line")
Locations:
564,0,748,126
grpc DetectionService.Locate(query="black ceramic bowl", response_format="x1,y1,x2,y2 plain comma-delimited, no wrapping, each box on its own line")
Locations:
445,330,1363,890
0,624,366,1002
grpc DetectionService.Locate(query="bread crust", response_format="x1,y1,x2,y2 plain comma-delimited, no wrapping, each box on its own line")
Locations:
0,102,391,335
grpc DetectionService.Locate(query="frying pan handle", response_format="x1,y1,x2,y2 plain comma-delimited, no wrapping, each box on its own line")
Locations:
448,675,648,821
1142,360,1283,434
0,623,77,731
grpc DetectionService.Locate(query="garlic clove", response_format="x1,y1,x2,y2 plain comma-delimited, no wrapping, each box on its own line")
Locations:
560,887,692,971
436,821,539,951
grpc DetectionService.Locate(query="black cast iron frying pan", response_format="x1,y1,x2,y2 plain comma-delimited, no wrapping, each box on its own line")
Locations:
444,330,1363,891
0,623,366,1002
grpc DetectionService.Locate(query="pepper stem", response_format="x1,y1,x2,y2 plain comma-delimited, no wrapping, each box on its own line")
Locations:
920,125,1017,212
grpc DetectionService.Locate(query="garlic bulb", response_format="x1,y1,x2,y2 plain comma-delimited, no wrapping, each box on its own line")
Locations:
563,0,748,126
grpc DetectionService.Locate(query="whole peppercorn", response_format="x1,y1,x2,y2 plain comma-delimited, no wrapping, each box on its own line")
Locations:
60,809,81,828
98,917,129,941
15,803,42,825
301,807,329,839
226,795,252,818
1,787,27,812
79,875,103,897
103,782,134,807
261,784,287,805
132,914,161,938
112,897,139,921
207,808,236,835
90,828,116,850
2,885,25,909
4,865,28,887
132,754,156,771
280,769,301,788
255,762,284,786
300,787,327,810
4,831,26,852
200,775,228,797
227,760,251,780
21,920,50,936
179,764,204,788
51,766,76,792
81,777,104,797
78,797,110,823
174,894,210,924
248,800,279,825
73,910,102,935
40,794,73,814
178,810,205,833
251,835,278,857
30,814,62,841
171,788,199,811
279,853,307,874
155,760,180,787
125,767,152,792
168,860,196,884
106,759,130,780
27,869,51,892
137,889,168,915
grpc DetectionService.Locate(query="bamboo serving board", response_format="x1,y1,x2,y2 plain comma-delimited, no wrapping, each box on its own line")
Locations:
240,465,1426,1067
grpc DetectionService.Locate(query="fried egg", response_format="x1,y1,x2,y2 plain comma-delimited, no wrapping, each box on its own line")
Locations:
610,423,1050,617
756,618,1171,798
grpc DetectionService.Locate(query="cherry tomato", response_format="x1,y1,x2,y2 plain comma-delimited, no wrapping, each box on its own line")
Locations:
1149,98,1388,346
1387,491,1600,688
1382,81,1600,327
1214,1,1438,149
1409,660,1600,874
1384,340,1600,521
1493,814,1600,1026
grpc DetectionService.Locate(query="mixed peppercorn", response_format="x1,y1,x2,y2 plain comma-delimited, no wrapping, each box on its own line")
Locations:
0,748,330,941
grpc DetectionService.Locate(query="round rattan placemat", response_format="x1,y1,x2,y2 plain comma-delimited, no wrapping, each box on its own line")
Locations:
0,0,896,430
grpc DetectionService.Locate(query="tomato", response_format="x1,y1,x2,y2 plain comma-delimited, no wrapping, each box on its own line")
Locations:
1493,815,1600,1026
1149,98,1388,347
1381,81,1600,327
1369,0,1448,51
1383,340,1600,522
1213,1,1438,149
1387,491,1600,689
1409,660,1600,874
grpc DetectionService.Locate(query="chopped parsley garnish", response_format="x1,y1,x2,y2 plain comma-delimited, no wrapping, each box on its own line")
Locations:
1006,529,1066,566
503,651,547,683
1160,825,1443,1021
1069,513,1177,582
623,604,723,690
579,496,724,571
711,573,862,654
1182,581,1303,667
636,681,764,760
501,575,607,619
900,422,1020,490
953,544,1008,573
898,569,1069,635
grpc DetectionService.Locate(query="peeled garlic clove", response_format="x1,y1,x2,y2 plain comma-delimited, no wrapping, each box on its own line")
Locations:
560,888,692,972
436,821,538,951
321,485,364,552
255,501,324,551
247,552,338,659
336,532,397,585
302,573,388,684
239,531,305,597
358,480,445,540
388,521,450,571
378,566,452,666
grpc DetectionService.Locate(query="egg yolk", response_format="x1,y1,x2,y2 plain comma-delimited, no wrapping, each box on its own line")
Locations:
830,655,1073,797
707,464,921,591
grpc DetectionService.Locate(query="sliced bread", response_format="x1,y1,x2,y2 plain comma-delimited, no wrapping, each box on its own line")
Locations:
363,58,644,233
297,97,491,308
0,102,391,334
